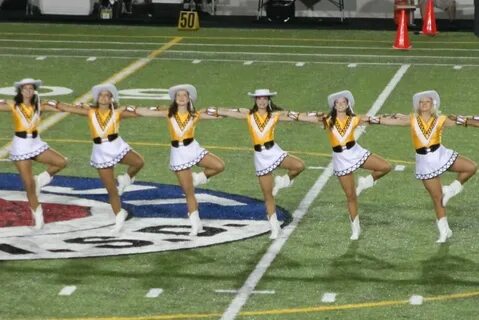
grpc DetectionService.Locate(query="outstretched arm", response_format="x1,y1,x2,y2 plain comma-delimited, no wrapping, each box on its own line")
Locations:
297,111,327,125
117,106,141,119
466,115,479,128
56,101,90,116
135,106,168,117
216,107,249,119
41,101,64,112
198,107,225,120
0,99,12,111
447,114,479,128
372,113,410,126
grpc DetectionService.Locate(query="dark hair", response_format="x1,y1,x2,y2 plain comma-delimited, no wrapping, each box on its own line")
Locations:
168,101,196,118
327,98,355,129
249,98,283,116
14,87,39,112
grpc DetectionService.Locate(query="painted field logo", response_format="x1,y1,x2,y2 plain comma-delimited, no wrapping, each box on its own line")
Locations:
0,173,289,260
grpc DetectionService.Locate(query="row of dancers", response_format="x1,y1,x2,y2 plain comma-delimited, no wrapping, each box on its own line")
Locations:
0,78,477,242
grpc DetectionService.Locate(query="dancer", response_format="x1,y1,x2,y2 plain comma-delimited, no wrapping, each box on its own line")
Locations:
135,84,225,236
379,90,476,243
0,78,67,229
212,89,305,239
299,90,391,240
55,83,144,233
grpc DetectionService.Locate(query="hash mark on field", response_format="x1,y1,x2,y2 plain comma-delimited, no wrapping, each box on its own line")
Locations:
295,62,305,67
36,56,46,60
192,59,202,64
215,289,275,294
87,57,97,62
58,286,77,296
394,165,405,171
308,166,326,170
348,63,357,68
145,288,163,298
453,65,462,70
321,292,337,303
243,60,254,65
409,295,424,305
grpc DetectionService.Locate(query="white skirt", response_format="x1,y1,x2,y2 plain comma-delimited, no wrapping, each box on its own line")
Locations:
169,139,208,171
415,145,458,180
254,143,288,176
9,135,49,161
332,143,371,176
90,136,131,169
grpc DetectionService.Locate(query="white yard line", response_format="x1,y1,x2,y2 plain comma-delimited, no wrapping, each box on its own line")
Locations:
1,53,477,68
167,50,479,61
1,46,478,60
0,46,150,53
0,37,182,159
1,32,478,45
220,64,411,320
1,39,479,52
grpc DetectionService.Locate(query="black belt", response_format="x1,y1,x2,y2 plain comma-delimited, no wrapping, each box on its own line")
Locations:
254,140,275,152
171,138,194,148
93,133,118,144
15,131,38,139
332,141,356,153
416,144,440,155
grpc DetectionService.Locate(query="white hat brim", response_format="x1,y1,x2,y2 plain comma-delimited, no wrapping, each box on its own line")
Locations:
14,78,42,90
413,90,440,111
92,83,119,103
247,90,277,97
328,90,355,111
168,84,197,102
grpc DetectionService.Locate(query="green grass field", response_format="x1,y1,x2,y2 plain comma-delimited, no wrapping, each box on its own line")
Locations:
1,22,479,320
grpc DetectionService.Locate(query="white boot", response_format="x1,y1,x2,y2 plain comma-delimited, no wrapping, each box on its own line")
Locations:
356,175,375,196
117,173,135,195
350,216,360,240
32,206,44,230
268,212,281,239
272,175,292,197
441,180,463,207
436,217,452,243
111,209,128,233
188,210,203,236
34,171,52,197
192,172,208,187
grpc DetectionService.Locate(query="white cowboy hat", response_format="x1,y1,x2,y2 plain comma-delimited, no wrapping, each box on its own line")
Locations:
247,89,277,97
92,83,119,103
14,78,42,90
328,90,355,111
413,90,440,112
168,84,197,102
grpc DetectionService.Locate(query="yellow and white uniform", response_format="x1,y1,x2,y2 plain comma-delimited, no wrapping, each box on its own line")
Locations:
247,111,287,176
325,115,370,176
8,102,49,161
88,107,131,169
410,114,458,180
168,111,208,171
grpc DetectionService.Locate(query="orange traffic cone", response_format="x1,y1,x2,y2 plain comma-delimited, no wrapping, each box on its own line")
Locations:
422,0,438,36
393,9,412,50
